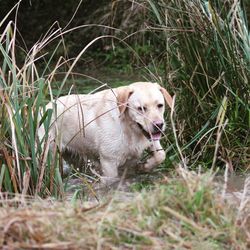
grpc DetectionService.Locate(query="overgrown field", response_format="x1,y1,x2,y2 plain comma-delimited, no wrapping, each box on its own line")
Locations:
0,0,249,249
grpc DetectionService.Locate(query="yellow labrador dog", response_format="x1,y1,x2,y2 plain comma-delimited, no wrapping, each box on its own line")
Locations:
39,82,173,183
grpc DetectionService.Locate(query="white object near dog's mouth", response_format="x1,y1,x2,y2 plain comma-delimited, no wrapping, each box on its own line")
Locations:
136,123,163,141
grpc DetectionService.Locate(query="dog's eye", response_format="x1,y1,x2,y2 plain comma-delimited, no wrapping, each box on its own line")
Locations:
157,103,164,109
137,106,146,112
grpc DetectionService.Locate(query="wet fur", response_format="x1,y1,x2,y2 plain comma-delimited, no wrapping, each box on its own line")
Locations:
39,82,173,183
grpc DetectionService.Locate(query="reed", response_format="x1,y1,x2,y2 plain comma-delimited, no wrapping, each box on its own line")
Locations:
147,0,250,169
0,6,65,196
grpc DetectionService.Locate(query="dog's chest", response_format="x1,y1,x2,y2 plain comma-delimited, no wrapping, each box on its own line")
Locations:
121,136,149,161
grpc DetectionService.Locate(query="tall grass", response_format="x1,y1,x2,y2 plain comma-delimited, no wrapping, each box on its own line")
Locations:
0,7,64,196
147,0,250,169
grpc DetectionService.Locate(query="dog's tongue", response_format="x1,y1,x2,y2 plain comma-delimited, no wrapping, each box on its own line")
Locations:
151,132,162,141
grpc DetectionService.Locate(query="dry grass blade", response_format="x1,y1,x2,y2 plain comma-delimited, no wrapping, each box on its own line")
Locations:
1,148,18,193
161,205,204,232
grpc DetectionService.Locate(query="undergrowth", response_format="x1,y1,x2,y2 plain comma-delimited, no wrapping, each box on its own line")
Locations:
0,168,249,249
146,0,250,170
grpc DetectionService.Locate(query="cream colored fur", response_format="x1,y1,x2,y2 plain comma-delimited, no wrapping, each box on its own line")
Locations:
39,82,173,183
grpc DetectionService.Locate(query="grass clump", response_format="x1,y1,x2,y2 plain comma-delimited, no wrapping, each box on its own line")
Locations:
0,168,249,249
101,168,249,249
0,5,66,196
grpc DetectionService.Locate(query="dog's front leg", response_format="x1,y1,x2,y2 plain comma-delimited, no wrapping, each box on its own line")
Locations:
100,156,120,185
141,141,166,172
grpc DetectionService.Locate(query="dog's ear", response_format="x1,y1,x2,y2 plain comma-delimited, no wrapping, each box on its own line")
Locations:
160,87,173,109
116,87,133,114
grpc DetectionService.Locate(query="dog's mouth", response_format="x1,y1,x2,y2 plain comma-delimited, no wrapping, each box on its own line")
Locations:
137,123,162,141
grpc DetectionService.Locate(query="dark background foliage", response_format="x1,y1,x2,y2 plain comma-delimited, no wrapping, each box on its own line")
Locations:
1,0,148,56
1,0,249,66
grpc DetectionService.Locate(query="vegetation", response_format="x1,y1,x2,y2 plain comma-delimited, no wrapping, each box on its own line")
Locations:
1,168,249,249
150,0,250,170
0,0,249,248
0,2,63,196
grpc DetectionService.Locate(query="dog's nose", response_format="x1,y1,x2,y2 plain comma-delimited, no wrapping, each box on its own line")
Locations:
153,121,164,132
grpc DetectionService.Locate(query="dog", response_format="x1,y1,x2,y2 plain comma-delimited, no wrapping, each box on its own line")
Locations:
39,82,173,184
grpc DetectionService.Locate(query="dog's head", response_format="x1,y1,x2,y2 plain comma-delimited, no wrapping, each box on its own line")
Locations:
116,82,173,141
